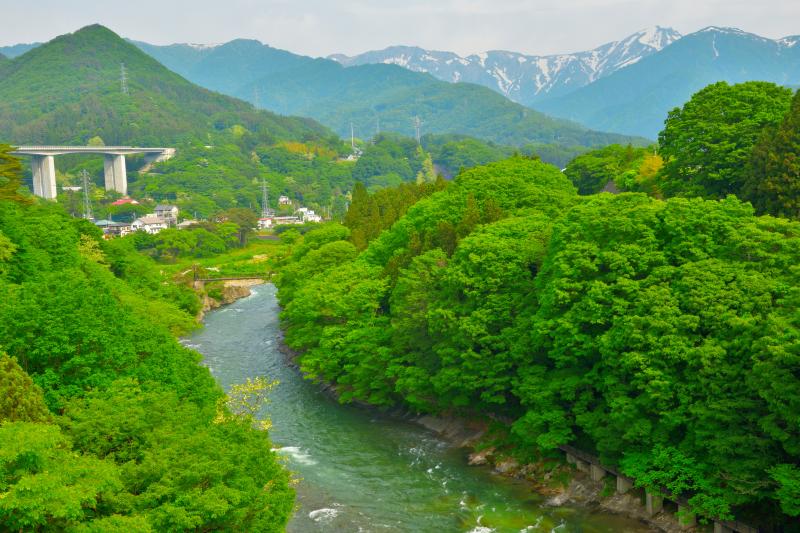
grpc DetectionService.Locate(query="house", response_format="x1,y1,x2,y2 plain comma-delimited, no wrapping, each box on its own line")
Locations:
132,215,167,234
296,207,322,223
154,204,179,224
94,219,132,238
111,197,140,206
278,195,292,206
272,216,302,225
258,217,273,230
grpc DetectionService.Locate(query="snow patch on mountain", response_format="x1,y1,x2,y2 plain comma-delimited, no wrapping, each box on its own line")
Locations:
329,26,682,105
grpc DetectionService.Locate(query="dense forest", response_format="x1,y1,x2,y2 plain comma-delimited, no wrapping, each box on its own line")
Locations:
276,83,800,529
0,146,294,530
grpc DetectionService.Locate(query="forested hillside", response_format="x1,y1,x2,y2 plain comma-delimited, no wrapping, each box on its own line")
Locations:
0,148,294,530
133,39,646,149
276,152,800,528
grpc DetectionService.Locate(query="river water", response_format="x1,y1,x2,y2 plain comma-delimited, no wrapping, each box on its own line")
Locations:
187,284,651,533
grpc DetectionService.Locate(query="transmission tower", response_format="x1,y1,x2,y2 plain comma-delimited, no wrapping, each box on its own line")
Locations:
81,170,93,220
413,115,423,144
120,63,129,95
260,177,273,217
253,86,261,109
350,121,356,152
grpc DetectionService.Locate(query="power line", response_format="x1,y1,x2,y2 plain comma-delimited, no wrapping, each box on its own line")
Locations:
261,177,273,218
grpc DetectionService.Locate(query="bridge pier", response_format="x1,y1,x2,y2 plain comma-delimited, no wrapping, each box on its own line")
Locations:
103,154,127,195
31,155,57,200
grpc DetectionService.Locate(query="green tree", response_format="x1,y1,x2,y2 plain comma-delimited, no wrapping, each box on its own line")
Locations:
0,354,52,423
0,422,123,531
0,144,28,203
743,89,800,218
657,81,793,198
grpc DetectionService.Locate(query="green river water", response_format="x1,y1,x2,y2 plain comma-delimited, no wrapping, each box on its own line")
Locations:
187,284,652,533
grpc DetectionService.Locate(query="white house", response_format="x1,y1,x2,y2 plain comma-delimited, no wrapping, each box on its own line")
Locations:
257,217,273,230
154,204,179,225
278,195,292,206
132,215,167,234
296,207,322,223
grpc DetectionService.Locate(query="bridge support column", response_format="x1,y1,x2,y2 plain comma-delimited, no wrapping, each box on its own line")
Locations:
616,475,633,494
31,155,57,199
103,154,127,195
590,464,606,482
646,491,663,516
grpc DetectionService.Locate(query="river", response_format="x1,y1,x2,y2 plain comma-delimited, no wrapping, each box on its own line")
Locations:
187,284,652,532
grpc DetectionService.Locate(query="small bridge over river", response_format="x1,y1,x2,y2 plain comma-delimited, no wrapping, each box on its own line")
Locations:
11,145,175,199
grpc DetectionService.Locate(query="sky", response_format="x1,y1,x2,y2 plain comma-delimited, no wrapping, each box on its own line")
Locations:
2,0,799,57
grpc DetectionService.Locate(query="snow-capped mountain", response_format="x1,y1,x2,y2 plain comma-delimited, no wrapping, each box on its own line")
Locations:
329,26,682,106
536,26,800,138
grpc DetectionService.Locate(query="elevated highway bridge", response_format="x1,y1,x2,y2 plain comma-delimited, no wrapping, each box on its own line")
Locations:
10,145,175,199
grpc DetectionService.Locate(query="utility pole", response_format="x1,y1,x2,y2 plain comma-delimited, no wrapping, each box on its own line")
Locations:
253,86,260,109
261,177,272,218
120,63,129,95
413,115,423,145
81,170,93,220
350,122,356,152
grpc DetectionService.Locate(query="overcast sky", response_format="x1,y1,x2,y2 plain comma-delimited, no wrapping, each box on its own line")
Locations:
2,0,799,57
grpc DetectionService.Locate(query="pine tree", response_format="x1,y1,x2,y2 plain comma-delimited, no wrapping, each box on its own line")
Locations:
744,90,800,219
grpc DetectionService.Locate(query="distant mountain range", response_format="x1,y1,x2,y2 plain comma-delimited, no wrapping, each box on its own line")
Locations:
328,27,800,138
536,27,800,137
0,42,40,58
3,25,798,140
132,39,643,149
330,27,682,106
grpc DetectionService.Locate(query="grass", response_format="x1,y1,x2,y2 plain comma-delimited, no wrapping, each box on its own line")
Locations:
162,239,286,280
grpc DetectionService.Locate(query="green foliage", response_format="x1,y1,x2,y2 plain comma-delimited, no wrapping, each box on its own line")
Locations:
0,422,123,531
0,354,52,423
0,152,294,530
564,144,652,194
657,81,793,198
743,89,800,219
276,154,800,527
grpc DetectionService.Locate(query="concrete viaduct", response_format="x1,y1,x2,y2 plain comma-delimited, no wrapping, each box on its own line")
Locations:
10,146,174,199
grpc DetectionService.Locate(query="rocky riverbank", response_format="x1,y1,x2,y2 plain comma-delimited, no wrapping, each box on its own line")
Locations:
197,279,263,319
414,414,692,533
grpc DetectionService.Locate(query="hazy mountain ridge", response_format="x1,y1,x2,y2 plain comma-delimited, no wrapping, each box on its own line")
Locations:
131,39,646,149
535,26,800,137
329,27,682,105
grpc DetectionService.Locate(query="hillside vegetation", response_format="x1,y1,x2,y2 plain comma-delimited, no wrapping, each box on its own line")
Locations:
277,156,800,528
0,150,294,530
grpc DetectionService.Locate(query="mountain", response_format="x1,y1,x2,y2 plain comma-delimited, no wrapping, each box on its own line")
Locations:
131,38,324,97
132,40,645,149
329,27,682,106
0,25,329,146
0,42,40,58
536,27,800,138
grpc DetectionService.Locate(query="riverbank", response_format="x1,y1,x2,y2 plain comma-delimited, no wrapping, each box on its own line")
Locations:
196,278,265,319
